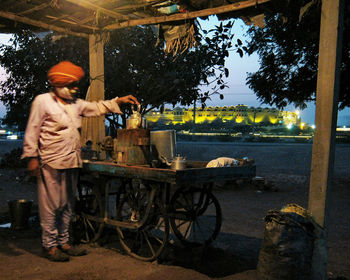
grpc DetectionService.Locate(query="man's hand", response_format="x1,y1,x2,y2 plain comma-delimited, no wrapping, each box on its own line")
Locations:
116,95,139,106
27,158,40,176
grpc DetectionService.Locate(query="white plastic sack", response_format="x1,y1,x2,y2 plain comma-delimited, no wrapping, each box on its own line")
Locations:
206,157,239,168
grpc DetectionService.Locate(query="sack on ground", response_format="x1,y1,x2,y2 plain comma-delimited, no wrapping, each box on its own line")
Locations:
257,205,316,280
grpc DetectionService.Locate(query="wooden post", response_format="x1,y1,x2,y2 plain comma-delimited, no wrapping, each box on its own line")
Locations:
308,0,344,279
81,33,105,155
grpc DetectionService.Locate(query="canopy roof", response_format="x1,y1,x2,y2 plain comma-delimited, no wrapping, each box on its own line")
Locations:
0,0,273,38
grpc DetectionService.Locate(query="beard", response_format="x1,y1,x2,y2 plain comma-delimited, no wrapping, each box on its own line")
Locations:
55,87,76,101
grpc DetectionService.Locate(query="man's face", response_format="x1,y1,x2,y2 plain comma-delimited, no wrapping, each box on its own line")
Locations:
55,82,79,100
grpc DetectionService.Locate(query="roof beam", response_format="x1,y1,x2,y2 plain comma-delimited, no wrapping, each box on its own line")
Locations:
45,14,98,31
111,0,164,12
80,15,96,24
0,10,89,38
17,3,51,16
64,0,130,21
104,0,271,30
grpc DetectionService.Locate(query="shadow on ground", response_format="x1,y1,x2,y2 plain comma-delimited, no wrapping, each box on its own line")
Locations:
0,215,42,257
161,233,261,278
98,228,262,278
1,213,262,278
1,220,349,280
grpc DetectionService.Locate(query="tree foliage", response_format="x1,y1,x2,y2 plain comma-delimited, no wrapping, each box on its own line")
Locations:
103,24,229,113
0,22,238,130
245,1,350,110
0,31,89,130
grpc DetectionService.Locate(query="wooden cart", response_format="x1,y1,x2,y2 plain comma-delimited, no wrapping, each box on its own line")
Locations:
76,160,256,261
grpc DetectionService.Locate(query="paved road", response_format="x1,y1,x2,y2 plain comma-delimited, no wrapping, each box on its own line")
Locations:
0,139,23,155
178,141,350,177
1,139,349,177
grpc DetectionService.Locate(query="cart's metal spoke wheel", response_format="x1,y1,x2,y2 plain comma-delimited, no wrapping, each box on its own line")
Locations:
116,180,169,261
75,180,104,243
169,187,222,247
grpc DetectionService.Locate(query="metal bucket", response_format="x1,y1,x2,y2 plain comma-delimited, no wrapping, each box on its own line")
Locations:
150,130,176,164
8,199,33,230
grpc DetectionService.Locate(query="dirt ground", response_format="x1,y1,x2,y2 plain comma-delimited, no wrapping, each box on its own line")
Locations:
0,141,349,280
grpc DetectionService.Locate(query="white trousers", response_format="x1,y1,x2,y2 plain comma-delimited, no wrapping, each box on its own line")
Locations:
37,165,79,250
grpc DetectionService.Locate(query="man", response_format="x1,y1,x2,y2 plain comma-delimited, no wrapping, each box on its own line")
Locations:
21,61,139,262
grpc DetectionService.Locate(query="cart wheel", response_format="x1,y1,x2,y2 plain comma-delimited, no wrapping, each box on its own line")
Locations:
74,180,104,243
116,180,169,261
169,187,222,247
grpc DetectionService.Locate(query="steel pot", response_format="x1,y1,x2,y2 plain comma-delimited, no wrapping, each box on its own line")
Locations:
170,155,187,170
161,154,186,170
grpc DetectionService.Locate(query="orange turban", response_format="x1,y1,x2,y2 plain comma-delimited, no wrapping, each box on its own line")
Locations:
48,61,85,87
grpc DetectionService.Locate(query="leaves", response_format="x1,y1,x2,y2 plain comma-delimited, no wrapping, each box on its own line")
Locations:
0,31,89,129
236,48,243,58
224,68,229,78
244,2,350,109
0,24,233,129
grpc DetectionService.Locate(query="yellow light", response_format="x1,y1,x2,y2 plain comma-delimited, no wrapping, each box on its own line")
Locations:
236,116,244,123
269,116,278,124
254,116,264,123
144,105,308,127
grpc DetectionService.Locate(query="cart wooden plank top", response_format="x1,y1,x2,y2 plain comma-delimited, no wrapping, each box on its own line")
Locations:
81,160,256,184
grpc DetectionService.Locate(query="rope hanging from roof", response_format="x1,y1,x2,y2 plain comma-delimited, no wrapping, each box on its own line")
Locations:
158,20,197,56
50,0,59,8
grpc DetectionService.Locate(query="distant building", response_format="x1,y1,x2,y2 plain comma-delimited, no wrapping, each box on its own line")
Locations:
145,105,301,126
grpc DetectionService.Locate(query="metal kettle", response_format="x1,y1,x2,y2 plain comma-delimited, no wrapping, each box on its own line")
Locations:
161,154,187,170
126,104,147,129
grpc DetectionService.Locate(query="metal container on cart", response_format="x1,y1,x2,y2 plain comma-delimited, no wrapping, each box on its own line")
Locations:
150,130,176,166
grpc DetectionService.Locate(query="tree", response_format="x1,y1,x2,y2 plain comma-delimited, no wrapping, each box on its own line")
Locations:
0,31,90,130
103,25,227,117
0,22,238,130
244,1,350,110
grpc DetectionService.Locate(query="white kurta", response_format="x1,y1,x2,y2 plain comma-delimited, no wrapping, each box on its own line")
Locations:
22,92,122,168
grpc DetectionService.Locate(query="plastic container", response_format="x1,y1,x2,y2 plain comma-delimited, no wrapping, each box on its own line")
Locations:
8,199,33,230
